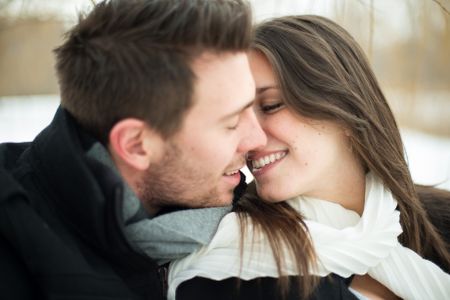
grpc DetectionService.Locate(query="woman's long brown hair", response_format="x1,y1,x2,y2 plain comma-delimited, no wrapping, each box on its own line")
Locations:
234,15,450,298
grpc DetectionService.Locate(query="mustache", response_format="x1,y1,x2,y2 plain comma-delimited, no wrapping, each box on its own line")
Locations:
225,157,246,171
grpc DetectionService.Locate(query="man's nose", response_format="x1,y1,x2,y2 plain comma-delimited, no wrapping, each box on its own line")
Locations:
237,109,267,153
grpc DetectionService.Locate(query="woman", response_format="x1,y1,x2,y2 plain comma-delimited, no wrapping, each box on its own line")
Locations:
169,15,450,299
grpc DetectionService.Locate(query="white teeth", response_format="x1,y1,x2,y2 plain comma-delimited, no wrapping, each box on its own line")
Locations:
269,154,275,163
251,151,287,170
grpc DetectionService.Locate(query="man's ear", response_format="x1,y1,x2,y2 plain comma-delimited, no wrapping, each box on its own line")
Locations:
108,118,163,171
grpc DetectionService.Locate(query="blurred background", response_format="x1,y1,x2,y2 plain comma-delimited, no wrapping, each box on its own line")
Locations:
0,0,449,190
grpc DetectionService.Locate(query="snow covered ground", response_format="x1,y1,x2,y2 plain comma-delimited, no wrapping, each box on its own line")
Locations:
1,95,449,191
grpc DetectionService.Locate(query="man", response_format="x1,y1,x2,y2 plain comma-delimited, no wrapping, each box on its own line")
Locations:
0,0,265,298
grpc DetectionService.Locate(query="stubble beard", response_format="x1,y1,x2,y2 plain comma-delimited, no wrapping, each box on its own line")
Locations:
137,142,230,213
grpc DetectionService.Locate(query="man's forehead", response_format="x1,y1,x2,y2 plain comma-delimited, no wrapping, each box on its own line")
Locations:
186,51,255,121
191,51,220,68
190,51,241,73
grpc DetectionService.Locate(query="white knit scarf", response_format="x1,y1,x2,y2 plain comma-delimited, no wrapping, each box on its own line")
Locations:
168,173,450,300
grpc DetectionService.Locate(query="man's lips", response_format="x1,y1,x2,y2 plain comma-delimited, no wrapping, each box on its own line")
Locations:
222,168,242,186
224,169,240,176
223,160,246,176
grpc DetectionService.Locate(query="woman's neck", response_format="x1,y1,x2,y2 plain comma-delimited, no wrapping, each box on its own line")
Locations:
307,164,366,215
336,171,366,215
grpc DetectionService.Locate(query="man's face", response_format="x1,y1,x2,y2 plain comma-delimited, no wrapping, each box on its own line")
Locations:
140,52,266,210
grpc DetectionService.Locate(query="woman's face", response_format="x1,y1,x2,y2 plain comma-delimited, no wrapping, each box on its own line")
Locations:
247,51,362,202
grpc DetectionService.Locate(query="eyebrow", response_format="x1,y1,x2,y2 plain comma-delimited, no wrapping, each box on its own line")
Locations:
220,99,255,121
256,85,279,95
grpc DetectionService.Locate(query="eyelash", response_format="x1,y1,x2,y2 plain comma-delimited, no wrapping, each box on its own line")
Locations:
261,102,284,113
227,117,240,130
227,123,239,130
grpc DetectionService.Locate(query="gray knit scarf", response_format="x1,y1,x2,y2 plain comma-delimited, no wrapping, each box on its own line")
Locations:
86,142,231,265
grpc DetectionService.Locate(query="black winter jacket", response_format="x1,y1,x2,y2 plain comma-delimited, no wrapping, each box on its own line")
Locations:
0,109,163,299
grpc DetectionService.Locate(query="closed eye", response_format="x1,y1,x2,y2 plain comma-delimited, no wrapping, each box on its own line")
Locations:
226,116,240,130
261,103,284,113
227,123,239,130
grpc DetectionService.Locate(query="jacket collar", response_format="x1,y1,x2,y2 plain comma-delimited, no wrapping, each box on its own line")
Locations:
29,107,155,270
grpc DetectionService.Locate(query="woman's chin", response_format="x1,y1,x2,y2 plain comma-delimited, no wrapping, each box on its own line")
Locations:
256,186,287,203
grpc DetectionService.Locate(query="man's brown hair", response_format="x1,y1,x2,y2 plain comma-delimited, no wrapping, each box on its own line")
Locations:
54,0,252,143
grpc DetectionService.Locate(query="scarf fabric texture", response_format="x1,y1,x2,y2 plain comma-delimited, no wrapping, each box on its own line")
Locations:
168,173,450,300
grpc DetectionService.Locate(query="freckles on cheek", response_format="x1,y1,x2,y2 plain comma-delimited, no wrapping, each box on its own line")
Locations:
289,134,299,147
